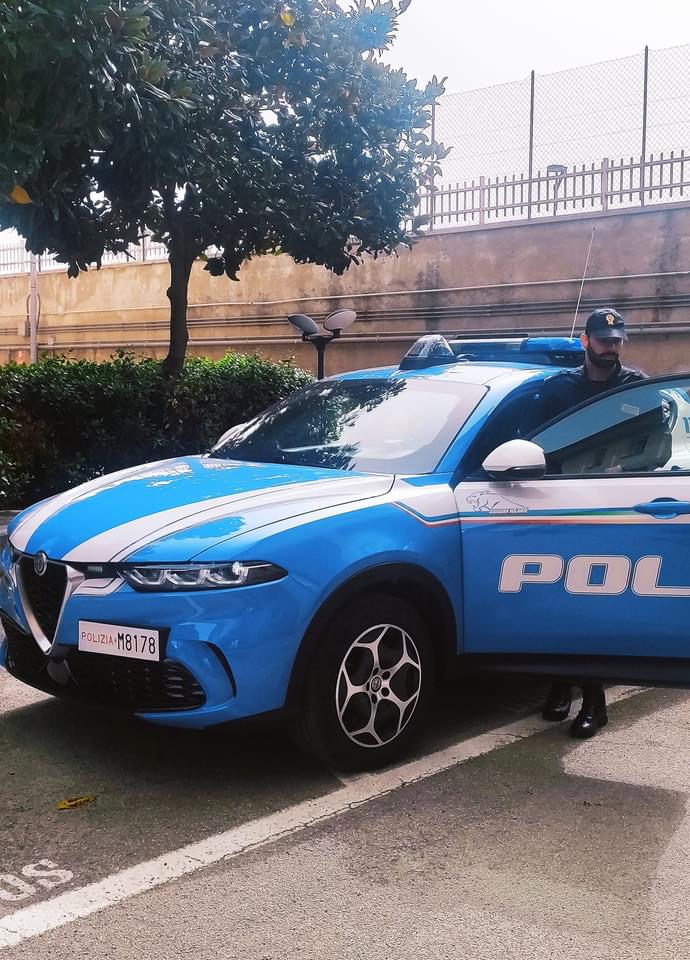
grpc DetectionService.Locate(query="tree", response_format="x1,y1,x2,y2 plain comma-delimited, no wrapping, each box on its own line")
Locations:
0,1,447,374
0,1,196,222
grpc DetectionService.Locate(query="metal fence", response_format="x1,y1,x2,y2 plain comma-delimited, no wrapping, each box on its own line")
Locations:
0,235,169,276
418,152,689,228
434,42,690,184
426,41,690,228
1,42,689,274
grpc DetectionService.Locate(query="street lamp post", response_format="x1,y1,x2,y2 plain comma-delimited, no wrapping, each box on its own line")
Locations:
28,252,39,364
287,309,356,379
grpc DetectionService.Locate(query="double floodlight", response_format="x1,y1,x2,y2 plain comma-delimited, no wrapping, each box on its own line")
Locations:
287,308,357,379
287,308,356,338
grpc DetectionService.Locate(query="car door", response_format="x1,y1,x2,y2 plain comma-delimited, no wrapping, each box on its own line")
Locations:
454,374,690,682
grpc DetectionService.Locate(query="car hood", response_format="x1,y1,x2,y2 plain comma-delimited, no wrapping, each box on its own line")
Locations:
8,456,394,563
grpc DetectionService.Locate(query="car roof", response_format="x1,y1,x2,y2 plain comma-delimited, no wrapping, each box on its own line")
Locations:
336,334,584,389
337,361,563,389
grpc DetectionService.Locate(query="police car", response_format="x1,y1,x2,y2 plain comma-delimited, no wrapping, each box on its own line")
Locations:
2,335,690,770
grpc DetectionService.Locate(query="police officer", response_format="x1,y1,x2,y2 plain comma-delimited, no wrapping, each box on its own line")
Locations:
540,307,646,421
540,307,647,738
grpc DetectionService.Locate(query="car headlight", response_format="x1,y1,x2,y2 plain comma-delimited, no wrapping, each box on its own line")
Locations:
120,561,287,592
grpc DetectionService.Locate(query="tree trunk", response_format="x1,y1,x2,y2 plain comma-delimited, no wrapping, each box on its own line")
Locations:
163,246,195,377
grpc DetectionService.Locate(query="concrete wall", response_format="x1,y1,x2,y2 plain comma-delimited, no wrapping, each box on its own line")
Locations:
1,202,689,376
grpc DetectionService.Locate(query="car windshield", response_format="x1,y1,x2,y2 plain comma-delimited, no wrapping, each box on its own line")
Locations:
211,377,487,474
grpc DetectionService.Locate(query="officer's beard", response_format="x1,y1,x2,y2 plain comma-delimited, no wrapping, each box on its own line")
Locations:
586,343,619,370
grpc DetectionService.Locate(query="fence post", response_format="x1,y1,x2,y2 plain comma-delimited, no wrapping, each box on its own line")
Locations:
429,101,437,231
640,45,649,206
479,176,486,224
29,254,39,363
527,70,535,220
600,158,609,212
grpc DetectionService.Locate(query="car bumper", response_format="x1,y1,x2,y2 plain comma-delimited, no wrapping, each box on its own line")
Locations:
0,577,311,728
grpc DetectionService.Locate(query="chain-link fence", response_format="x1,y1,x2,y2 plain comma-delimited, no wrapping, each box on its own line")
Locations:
434,77,532,187
425,41,690,228
2,42,689,275
647,43,690,155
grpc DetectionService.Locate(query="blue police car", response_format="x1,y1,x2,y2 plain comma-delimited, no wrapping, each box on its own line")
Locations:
2,335,690,769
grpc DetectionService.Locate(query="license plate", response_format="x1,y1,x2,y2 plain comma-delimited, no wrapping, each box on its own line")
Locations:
78,620,161,662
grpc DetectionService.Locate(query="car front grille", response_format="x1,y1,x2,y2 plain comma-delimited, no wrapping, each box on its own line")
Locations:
17,556,67,642
2,616,206,712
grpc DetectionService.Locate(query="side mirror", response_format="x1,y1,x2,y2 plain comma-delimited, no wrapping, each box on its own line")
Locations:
482,439,546,480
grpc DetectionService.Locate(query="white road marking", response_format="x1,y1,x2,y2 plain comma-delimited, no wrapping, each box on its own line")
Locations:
0,685,642,950
0,864,74,903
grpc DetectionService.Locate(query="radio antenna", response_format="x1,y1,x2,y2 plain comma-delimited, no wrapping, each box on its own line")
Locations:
569,226,596,338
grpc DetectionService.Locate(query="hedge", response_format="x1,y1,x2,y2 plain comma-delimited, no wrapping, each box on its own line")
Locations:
0,352,312,508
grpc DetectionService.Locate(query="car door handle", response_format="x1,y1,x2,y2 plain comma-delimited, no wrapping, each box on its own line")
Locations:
633,499,690,518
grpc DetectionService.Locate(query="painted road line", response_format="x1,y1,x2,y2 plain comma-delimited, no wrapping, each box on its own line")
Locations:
0,685,642,950
0,863,74,905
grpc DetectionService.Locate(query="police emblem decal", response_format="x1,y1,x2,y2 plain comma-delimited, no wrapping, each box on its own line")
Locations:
33,552,48,576
606,313,616,325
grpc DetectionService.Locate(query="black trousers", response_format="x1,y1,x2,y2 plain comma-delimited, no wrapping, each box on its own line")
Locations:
547,680,606,711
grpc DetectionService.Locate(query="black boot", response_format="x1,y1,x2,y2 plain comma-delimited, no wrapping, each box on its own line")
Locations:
570,683,608,739
542,681,572,722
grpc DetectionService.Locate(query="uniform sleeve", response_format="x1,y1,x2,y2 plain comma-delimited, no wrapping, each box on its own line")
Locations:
536,376,575,426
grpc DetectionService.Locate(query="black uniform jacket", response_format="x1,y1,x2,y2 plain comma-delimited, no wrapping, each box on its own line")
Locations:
540,362,647,424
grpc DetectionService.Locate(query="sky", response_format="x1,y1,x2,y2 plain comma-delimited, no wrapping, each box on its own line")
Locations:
384,0,690,182
385,0,690,94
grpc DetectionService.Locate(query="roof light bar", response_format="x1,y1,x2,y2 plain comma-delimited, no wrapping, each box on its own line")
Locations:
398,335,457,370
399,335,584,370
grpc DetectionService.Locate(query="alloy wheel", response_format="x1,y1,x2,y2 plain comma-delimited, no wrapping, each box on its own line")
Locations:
335,622,422,749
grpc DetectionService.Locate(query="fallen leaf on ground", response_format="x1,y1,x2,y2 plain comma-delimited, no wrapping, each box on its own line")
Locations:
55,796,96,810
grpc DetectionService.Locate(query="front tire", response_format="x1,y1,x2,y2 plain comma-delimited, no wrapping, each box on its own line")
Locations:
297,594,435,771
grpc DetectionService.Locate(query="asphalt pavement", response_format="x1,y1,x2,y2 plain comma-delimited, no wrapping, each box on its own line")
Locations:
1,664,690,959
2,512,690,956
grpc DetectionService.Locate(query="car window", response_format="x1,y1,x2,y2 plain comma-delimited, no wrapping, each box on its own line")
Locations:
211,378,487,474
530,377,690,476
462,385,546,476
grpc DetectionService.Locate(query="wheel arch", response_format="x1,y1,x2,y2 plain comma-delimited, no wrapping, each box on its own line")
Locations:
285,562,458,708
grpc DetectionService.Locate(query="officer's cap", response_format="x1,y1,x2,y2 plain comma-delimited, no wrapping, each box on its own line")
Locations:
585,307,627,341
